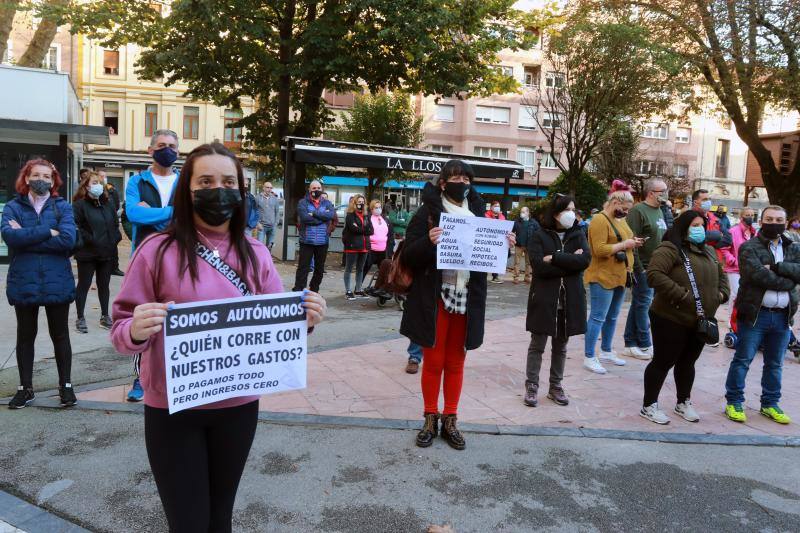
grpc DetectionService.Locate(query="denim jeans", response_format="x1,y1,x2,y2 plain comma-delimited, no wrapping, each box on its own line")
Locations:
623,271,653,348
257,226,275,248
725,309,791,407
407,341,423,363
585,283,626,357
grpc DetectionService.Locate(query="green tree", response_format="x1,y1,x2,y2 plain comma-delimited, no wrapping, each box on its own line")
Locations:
1,0,72,68
603,0,800,214
546,171,608,213
69,0,544,217
329,92,424,201
522,8,690,196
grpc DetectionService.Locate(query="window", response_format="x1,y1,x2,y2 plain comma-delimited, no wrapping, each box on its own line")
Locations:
780,143,792,175
518,105,537,130
675,127,691,143
183,106,199,140
474,146,508,159
674,164,689,178
103,101,119,134
434,104,454,122
2,41,11,64
475,105,510,124
715,139,730,177
224,109,243,147
103,50,119,75
523,66,541,88
494,65,513,77
144,104,158,137
542,112,561,129
545,71,565,89
541,152,558,168
429,145,453,153
40,45,59,71
641,122,669,139
636,160,666,175
517,146,537,173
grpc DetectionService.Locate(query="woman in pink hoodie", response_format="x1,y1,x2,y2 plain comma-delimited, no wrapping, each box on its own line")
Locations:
111,143,326,532
719,207,756,313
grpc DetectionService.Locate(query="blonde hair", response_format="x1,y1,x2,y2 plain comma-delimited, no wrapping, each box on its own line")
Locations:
369,199,382,212
347,194,367,214
604,189,634,208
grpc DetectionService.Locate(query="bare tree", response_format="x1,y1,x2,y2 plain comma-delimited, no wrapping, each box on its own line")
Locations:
0,0,22,62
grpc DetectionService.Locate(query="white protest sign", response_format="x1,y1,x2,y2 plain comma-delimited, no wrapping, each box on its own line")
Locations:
437,213,514,275
163,292,307,414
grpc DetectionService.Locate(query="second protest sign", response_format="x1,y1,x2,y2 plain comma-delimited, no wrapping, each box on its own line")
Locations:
437,213,514,275
163,292,307,414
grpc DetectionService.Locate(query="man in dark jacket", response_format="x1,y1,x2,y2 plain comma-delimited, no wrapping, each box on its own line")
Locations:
724,205,800,425
292,180,335,292
512,206,540,283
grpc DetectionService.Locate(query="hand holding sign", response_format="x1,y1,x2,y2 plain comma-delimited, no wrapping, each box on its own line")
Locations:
130,301,174,343
301,290,326,328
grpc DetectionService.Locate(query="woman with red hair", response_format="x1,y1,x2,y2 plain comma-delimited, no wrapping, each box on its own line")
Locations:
1,159,77,409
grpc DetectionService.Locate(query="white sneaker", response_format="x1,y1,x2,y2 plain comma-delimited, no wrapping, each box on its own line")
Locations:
640,403,670,425
674,401,700,422
583,357,608,374
599,350,626,366
623,346,652,360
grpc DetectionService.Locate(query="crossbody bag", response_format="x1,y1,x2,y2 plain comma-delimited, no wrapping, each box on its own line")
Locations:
600,212,635,288
680,249,719,345
195,243,253,296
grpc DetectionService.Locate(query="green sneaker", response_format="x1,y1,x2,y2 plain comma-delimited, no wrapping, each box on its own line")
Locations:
760,406,791,425
725,403,747,423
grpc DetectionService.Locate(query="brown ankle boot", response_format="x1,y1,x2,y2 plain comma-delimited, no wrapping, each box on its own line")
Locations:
416,413,439,448
547,384,569,406
440,414,466,450
523,382,538,407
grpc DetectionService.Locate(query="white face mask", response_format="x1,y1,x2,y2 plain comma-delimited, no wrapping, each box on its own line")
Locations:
557,210,576,229
492,205,501,214
373,207,382,215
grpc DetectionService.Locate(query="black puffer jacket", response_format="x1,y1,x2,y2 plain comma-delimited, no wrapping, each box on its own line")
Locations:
400,182,488,350
525,224,591,337
341,212,373,252
736,233,800,326
72,196,121,261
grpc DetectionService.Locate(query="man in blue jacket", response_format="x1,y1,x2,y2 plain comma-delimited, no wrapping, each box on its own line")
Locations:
124,129,179,402
292,180,335,292
125,129,180,251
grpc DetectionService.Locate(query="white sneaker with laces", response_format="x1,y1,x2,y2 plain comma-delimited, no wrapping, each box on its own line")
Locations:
623,346,652,360
583,357,608,374
599,350,626,366
674,401,700,422
640,403,670,425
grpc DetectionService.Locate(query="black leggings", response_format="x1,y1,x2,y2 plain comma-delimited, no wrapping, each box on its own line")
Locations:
75,259,113,318
144,401,259,533
643,312,705,406
15,304,72,388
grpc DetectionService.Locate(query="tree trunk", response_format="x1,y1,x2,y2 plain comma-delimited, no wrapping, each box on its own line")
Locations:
0,0,21,62
567,168,580,196
17,0,68,68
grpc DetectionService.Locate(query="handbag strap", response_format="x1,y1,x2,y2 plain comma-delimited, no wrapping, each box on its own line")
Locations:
195,243,253,297
600,212,629,268
679,249,705,319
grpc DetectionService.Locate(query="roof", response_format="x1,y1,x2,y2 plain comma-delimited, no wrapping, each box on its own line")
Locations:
0,118,110,145
284,137,524,180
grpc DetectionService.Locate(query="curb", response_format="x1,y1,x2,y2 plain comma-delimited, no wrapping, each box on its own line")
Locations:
4,397,798,447
0,490,90,533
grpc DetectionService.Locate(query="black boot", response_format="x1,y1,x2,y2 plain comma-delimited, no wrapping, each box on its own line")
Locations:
415,413,439,448
441,414,466,450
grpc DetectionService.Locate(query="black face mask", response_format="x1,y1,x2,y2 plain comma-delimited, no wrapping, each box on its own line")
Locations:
742,217,753,226
613,209,627,219
444,182,469,202
28,179,52,196
311,190,322,199
760,223,786,240
193,188,242,227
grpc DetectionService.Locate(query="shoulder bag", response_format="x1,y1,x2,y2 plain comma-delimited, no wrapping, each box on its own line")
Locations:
680,249,719,345
600,212,635,288
195,243,253,297
385,214,433,295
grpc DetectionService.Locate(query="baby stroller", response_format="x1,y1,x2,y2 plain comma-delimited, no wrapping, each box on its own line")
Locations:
364,258,406,309
725,301,800,360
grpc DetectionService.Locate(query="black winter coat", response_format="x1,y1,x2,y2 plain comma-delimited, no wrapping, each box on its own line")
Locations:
342,212,373,252
526,224,591,336
736,234,800,326
73,197,121,261
400,182,488,350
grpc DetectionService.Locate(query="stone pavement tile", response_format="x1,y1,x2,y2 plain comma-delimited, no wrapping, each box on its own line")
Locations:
77,385,128,403
259,390,314,411
0,519,26,533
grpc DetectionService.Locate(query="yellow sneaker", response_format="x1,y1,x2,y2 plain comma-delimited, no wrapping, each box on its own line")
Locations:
760,406,791,425
725,404,747,423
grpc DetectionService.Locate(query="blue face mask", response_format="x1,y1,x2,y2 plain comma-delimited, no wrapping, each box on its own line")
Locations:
688,226,706,244
700,200,712,212
88,183,104,199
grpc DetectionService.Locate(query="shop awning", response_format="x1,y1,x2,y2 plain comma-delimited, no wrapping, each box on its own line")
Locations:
0,118,110,145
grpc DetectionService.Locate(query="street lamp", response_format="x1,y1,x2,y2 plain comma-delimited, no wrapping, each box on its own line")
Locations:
535,146,546,198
